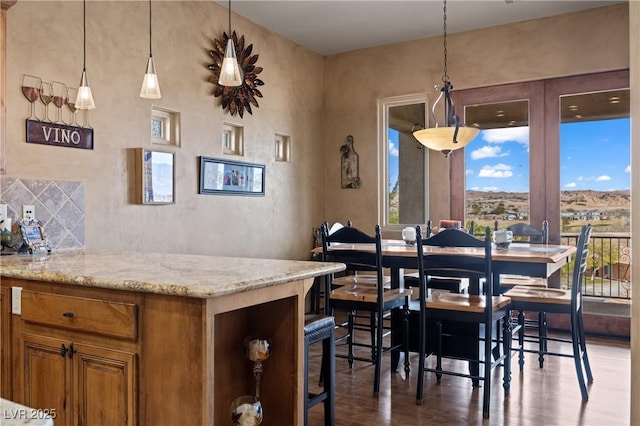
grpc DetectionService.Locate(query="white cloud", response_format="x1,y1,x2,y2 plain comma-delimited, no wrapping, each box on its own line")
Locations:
481,186,500,191
470,145,507,160
481,127,529,147
388,140,399,157
595,175,611,181
565,182,577,188
478,163,513,178
625,165,631,173
465,169,474,175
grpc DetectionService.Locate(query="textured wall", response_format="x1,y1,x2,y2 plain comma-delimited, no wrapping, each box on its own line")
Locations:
322,4,629,236
5,1,325,260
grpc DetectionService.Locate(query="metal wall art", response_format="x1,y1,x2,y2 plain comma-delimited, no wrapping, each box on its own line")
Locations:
22,74,94,150
207,31,264,117
340,135,361,188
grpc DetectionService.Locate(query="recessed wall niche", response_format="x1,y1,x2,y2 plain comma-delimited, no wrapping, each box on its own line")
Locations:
222,122,244,156
151,106,181,147
275,133,290,162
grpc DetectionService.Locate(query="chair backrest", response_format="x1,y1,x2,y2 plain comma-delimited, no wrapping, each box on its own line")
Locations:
571,224,592,311
495,220,549,244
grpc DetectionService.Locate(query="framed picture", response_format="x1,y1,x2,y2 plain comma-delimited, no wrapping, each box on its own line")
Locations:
136,148,175,204
199,156,265,196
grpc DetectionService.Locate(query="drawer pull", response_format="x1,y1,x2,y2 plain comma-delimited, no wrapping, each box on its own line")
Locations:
62,312,74,318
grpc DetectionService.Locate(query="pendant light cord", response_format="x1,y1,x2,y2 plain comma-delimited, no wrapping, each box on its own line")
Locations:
82,0,87,71
228,0,232,35
149,0,153,57
442,0,448,84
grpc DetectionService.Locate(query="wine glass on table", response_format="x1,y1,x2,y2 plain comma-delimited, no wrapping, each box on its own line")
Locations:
21,75,41,120
66,87,79,127
39,81,53,123
52,81,68,124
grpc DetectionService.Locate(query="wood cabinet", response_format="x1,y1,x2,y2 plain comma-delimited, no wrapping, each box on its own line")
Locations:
1,273,315,425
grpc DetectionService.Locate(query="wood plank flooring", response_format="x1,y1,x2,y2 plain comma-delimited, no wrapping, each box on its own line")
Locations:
306,328,630,425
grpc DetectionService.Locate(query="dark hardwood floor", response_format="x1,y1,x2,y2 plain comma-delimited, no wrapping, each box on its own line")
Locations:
306,326,630,425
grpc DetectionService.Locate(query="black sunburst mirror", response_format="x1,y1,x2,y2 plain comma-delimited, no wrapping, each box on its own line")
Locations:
207,31,264,117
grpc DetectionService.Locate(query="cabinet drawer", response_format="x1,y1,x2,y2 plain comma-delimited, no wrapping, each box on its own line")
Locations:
21,290,138,340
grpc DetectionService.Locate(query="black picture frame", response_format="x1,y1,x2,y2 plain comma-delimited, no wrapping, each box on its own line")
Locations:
199,156,265,196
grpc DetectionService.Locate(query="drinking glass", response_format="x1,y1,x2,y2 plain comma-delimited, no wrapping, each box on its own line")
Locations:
39,81,53,123
66,87,79,127
51,81,68,124
21,75,42,120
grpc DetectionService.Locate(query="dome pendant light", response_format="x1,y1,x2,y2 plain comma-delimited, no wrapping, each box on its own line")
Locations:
412,0,478,157
218,0,243,87
75,0,95,110
140,0,161,99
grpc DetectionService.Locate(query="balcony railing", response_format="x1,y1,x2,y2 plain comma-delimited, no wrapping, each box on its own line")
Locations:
560,233,631,300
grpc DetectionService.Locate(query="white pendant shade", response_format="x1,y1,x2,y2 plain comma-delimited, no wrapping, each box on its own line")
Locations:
218,39,243,87
75,70,95,110
412,126,479,157
140,56,161,99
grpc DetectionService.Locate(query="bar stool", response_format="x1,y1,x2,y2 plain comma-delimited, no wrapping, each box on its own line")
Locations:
304,314,335,426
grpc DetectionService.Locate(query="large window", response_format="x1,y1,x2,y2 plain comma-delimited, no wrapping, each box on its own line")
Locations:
378,94,428,228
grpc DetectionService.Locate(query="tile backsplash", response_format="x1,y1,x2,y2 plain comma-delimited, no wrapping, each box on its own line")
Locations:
0,177,85,251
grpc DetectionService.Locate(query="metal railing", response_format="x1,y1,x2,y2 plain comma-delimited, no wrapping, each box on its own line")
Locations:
560,233,631,299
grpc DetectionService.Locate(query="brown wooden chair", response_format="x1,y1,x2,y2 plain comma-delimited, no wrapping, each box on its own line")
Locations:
414,226,512,419
505,224,593,399
321,223,411,396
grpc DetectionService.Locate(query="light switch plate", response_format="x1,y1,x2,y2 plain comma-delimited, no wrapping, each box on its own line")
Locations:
11,287,22,315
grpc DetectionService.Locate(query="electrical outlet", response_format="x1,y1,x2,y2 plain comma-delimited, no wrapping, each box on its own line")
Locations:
11,287,22,315
22,205,35,221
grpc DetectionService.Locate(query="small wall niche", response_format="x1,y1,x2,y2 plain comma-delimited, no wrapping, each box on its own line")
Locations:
151,106,181,147
223,122,244,156
275,133,291,162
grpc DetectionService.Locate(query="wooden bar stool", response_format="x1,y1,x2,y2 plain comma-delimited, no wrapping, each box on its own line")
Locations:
304,314,336,426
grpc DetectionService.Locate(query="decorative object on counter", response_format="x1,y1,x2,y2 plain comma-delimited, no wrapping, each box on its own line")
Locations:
199,156,265,196
340,135,361,189
17,218,51,254
0,218,14,252
140,0,161,99
135,148,175,204
207,30,264,117
411,0,479,157
74,0,95,110
230,337,270,425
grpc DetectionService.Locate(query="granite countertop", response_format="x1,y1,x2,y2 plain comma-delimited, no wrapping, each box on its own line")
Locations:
0,399,54,426
0,250,344,298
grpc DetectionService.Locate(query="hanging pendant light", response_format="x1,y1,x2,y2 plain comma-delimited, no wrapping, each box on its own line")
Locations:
140,0,161,99
218,0,243,87
412,0,478,157
75,0,95,110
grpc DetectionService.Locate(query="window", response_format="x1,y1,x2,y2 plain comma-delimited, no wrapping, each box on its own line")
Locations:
378,94,428,228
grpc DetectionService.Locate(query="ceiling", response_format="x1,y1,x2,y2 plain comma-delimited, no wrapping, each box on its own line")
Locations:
220,0,625,56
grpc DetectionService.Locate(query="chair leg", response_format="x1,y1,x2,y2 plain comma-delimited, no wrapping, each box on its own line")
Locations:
403,303,411,377
436,320,443,384
347,310,355,368
517,311,525,372
538,311,547,368
323,326,336,426
373,309,384,397
571,311,590,400
482,320,492,419
416,310,426,405
370,312,377,362
502,316,512,395
577,311,594,383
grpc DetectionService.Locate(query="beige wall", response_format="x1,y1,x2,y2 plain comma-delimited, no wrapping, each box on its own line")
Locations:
630,1,639,423
322,4,629,235
5,1,325,260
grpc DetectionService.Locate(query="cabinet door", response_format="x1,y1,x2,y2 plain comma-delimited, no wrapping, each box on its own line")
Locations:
19,333,71,426
72,343,136,426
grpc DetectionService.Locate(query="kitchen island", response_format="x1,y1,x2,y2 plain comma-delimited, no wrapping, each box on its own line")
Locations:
0,250,344,426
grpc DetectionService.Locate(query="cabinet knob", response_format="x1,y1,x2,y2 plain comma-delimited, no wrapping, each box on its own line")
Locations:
60,344,67,357
62,312,74,318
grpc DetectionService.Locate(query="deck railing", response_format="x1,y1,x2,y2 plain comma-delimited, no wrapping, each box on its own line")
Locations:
560,233,631,300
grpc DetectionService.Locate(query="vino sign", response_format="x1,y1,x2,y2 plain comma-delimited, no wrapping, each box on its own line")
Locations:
26,119,93,150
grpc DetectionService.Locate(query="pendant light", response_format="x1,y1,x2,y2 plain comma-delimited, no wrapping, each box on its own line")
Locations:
140,0,161,99
218,0,243,87
75,0,95,110
412,0,478,157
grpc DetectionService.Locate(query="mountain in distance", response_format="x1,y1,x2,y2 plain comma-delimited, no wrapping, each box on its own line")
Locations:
467,189,630,212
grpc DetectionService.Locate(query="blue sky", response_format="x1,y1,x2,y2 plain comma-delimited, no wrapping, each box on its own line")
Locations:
388,118,630,193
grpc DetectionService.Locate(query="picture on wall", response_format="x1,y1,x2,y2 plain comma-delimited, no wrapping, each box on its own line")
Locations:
199,156,265,196
136,148,175,204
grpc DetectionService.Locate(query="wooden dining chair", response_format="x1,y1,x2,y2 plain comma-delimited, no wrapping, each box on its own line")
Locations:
504,224,593,400
498,220,550,291
414,226,512,419
321,223,411,396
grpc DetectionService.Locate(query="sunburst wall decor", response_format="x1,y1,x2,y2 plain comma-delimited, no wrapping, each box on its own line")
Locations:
208,31,264,117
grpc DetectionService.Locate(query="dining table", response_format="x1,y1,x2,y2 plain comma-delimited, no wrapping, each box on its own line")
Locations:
316,238,577,372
